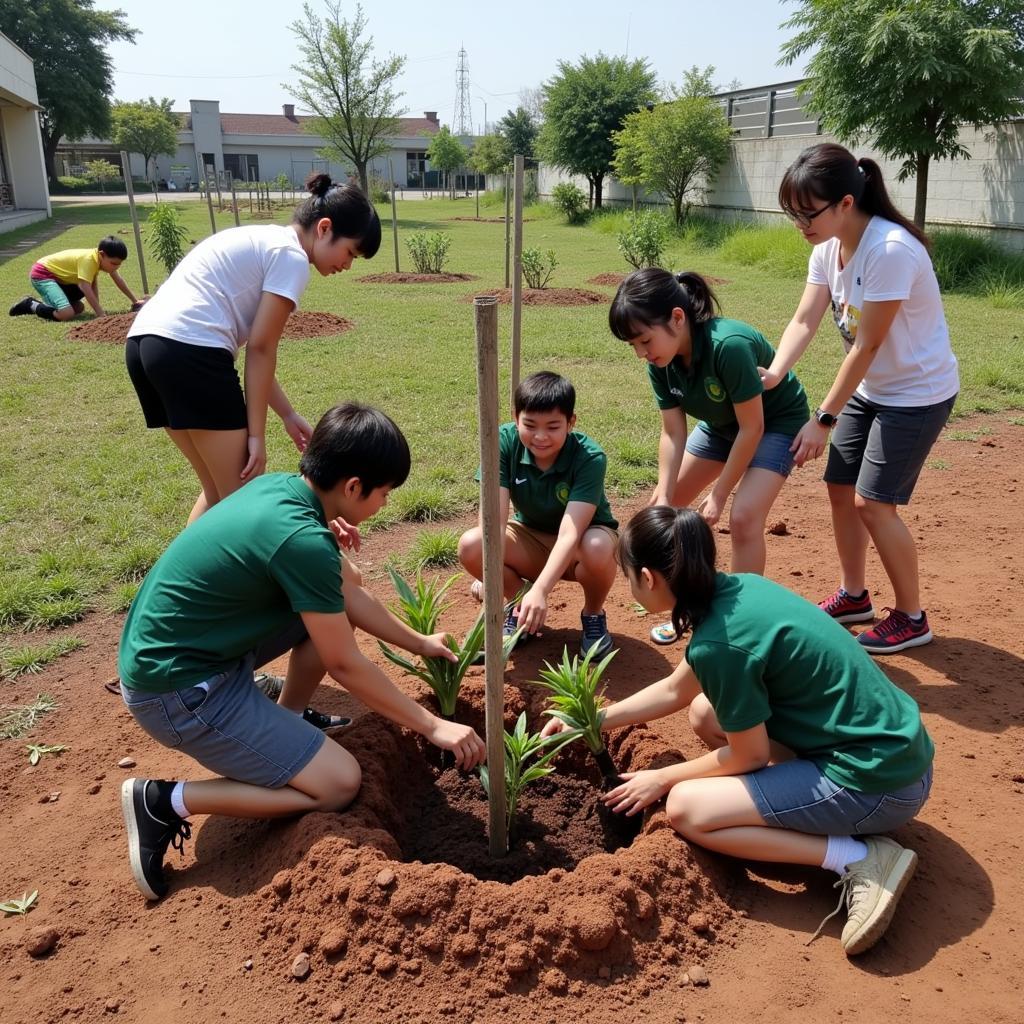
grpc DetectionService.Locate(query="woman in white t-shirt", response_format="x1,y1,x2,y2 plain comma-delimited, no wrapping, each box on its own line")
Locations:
759,143,958,656
126,173,381,524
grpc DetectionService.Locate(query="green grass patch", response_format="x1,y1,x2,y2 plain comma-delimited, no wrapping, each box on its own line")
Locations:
926,458,950,470
1,636,85,679
108,581,140,613
0,694,57,740
401,527,462,570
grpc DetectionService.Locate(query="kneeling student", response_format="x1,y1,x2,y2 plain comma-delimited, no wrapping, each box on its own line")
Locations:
118,402,485,901
459,371,619,657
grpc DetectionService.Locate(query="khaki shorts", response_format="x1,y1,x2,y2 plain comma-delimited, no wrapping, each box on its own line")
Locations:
506,519,618,580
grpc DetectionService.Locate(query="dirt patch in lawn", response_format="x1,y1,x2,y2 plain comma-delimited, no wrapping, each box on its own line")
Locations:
65,310,355,343
446,217,534,224
357,272,480,284
464,288,607,306
587,272,732,287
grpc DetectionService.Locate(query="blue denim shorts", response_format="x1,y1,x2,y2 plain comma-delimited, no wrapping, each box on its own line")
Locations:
120,617,324,788
744,759,933,836
685,422,797,478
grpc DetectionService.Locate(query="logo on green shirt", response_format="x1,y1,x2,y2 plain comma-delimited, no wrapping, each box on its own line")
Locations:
704,377,725,402
555,482,571,505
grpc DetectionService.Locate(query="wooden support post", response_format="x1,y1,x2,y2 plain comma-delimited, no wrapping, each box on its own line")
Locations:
204,165,218,234
388,158,400,273
230,179,240,227
474,294,508,858
475,173,479,219
510,154,525,409
119,151,149,295
503,171,511,288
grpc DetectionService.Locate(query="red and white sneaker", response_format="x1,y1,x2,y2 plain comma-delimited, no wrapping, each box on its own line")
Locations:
819,587,875,624
857,608,932,655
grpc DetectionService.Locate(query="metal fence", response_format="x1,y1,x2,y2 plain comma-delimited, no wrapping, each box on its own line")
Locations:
714,80,821,139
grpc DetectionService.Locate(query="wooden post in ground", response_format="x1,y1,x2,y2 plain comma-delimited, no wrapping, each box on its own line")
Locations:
475,172,479,219
229,179,240,227
474,294,508,858
503,171,511,287
204,165,217,234
510,154,525,408
388,158,400,273
119,151,149,295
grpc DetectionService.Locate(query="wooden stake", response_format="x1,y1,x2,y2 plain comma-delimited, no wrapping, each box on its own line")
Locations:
510,154,525,408
474,294,508,858
119,151,149,295
204,164,217,235
503,171,511,288
388,158,400,273
229,179,240,227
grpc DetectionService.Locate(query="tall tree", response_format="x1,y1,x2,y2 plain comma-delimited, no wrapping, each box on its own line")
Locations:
781,0,1024,226
426,126,467,198
111,97,178,183
469,134,510,176
0,0,137,183
287,1,405,195
498,107,538,165
538,53,657,208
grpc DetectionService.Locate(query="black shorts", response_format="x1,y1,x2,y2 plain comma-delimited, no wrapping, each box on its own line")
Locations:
125,334,247,430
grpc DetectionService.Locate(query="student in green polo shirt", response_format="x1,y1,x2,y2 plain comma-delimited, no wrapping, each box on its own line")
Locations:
546,505,933,957
609,268,809,644
118,402,486,902
458,371,619,657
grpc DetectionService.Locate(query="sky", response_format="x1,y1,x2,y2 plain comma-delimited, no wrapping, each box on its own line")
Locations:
105,0,808,129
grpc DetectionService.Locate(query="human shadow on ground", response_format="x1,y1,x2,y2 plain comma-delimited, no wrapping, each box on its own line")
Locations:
735,820,992,975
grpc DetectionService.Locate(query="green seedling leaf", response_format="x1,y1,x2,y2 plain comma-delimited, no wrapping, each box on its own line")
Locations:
0,890,38,916
26,743,67,766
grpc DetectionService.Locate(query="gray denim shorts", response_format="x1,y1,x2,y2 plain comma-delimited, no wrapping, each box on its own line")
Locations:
744,758,933,836
685,422,797,478
120,617,325,788
824,391,957,505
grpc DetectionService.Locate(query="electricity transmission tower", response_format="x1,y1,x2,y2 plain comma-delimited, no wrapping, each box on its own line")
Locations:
453,45,471,136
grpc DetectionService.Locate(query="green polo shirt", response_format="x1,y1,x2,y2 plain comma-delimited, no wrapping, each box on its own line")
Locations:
686,573,933,793
648,317,808,438
119,473,345,694
478,422,618,535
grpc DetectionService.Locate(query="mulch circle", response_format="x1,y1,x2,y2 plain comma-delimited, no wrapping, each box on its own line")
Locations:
587,272,732,287
65,310,354,344
446,217,534,223
356,272,480,284
464,287,607,307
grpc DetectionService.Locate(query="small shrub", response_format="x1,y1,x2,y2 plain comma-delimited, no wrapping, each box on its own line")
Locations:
405,232,452,274
368,173,392,205
147,203,190,275
521,247,558,289
551,182,589,224
617,211,670,270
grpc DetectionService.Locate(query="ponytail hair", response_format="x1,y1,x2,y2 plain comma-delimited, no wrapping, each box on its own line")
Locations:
779,142,928,249
293,172,382,257
609,267,720,341
618,506,717,636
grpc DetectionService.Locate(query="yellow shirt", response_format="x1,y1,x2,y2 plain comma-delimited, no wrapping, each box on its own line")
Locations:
37,249,101,286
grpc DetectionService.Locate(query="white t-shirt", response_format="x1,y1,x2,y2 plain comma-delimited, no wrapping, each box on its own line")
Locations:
129,225,311,357
807,216,959,407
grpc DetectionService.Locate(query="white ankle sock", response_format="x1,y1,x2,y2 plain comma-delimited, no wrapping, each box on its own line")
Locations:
170,781,191,819
821,835,868,875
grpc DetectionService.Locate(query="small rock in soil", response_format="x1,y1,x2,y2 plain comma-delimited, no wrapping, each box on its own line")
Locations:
318,928,347,958
375,868,396,889
372,952,397,975
571,906,618,950
117,757,136,769
504,942,532,975
104,999,120,1013
291,952,311,979
540,967,568,994
399,958,421,974
271,870,292,899
243,959,253,971
598,965,612,980
767,521,789,536
688,964,710,986
451,933,477,959
328,1002,345,1021
24,927,59,957
687,911,711,934
86,783,101,795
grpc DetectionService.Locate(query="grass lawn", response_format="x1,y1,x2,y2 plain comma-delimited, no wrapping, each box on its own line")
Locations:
1,194,1022,643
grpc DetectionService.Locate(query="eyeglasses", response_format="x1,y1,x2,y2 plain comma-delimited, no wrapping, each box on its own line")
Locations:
784,201,836,229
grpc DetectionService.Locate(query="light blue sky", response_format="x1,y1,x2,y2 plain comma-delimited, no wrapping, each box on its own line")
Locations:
107,1,807,127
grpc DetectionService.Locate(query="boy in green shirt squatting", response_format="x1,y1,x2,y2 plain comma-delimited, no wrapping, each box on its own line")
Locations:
118,403,486,901
544,505,934,957
9,236,145,321
458,371,619,658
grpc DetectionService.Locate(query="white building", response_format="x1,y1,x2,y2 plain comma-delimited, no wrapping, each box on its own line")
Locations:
0,31,51,232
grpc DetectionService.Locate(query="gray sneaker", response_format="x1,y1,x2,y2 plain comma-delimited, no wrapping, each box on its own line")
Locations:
580,611,613,658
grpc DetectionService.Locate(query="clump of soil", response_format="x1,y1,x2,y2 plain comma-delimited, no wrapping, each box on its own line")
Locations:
357,272,479,284
464,288,607,307
587,272,732,287
66,311,354,344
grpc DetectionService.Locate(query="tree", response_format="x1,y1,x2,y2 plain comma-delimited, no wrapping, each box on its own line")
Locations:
426,126,467,198
781,0,1024,227
287,1,405,195
84,157,119,192
498,107,538,166
538,53,657,209
111,97,178,184
469,134,510,176
613,96,733,223
0,0,137,183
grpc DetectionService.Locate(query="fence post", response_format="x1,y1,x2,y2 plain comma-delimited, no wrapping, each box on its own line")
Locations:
204,164,218,234
119,151,149,295
765,90,775,138
510,155,525,411
388,158,400,273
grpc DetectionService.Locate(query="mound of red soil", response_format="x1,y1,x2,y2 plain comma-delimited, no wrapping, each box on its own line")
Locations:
65,311,354,344
357,272,479,284
587,273,732,287
465,288,607,306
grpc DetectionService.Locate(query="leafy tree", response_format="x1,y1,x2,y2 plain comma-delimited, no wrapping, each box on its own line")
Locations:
287,1,405,195
498,107,538,165
469,134,510,175
84,158,119,192
111,97,178,184
538,53,657,209
781,0,1024,226
426,125,468,197
613,96,733,223
0,0,137,183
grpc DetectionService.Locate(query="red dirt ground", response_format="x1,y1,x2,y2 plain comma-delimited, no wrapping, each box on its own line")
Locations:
464,288,607,306
356,273,479,284
66,311,355,344
1,414,1022,1024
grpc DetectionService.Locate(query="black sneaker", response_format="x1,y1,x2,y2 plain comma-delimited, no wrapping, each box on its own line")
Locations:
9,296,34,317
580,610,613,658
254,672,284,701
302,707,353,731
120,778,191,901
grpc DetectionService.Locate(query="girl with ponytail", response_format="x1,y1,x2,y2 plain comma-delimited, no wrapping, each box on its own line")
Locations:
609,268,810,644
767,142,959,655
545,504,935,957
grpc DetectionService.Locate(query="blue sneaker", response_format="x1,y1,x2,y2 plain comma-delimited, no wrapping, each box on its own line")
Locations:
580,611,613,658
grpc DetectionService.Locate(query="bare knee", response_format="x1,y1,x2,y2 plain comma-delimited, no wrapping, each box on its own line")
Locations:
854,494,896,525
577,529,615,571
458,527,483,573
313,759,362,812
827,483,854,510
688,696,725,749
728,502,764,544
54,306,77,321
665,785,704,838
72,301,85,316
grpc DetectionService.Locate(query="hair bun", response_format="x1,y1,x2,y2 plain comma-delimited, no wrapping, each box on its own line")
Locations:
304,171,333,197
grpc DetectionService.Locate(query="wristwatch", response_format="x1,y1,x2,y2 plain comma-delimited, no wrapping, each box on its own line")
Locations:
814,407,839,428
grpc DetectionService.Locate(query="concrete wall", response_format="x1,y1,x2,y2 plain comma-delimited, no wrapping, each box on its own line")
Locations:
0,32,50,224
